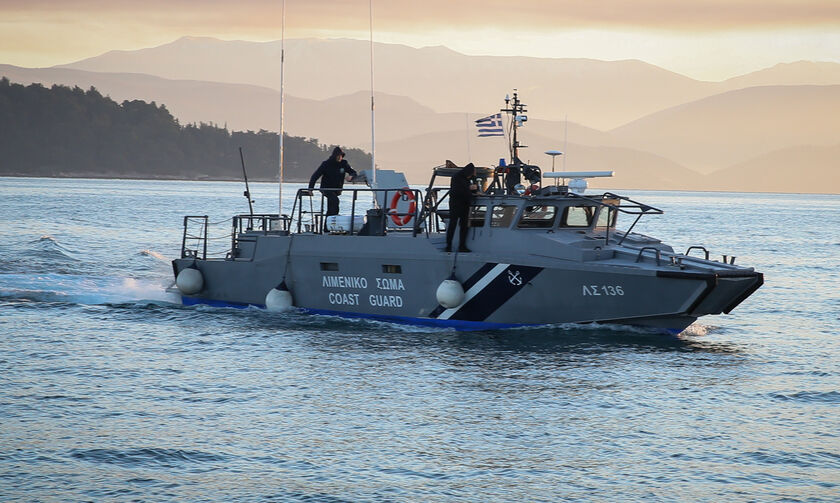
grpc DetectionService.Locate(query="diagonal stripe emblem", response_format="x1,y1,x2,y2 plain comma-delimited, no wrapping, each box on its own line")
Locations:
429,262,497,319
430,263,543,322
436,263,510,320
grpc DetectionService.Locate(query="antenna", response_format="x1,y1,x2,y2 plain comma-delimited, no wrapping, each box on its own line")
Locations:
563,114,568,172
278,0,286,218
545,149,563,186
239,147,255,219
369,0,376,188
545,150,563,172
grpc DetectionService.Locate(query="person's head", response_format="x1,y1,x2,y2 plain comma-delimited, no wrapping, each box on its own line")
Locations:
332,146,345,161
463,162,476,178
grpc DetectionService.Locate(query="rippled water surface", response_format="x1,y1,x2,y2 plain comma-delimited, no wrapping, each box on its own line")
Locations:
1,177,838,502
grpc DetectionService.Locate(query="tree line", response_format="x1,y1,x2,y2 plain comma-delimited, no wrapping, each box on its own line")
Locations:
0,77,371,181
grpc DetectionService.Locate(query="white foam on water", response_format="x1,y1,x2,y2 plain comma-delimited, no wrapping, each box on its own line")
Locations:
681,323,714,337
0,273,180,305
140,249,169,262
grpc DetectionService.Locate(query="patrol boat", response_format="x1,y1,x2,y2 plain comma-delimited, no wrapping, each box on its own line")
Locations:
171,92,763,333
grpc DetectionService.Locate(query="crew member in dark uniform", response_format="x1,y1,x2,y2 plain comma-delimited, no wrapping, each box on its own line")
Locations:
505,158,522,195
446,163,477,253
308,146,357,217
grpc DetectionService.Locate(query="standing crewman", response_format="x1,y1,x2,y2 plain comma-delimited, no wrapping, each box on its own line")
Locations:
446,163,477,253
308,146,357,217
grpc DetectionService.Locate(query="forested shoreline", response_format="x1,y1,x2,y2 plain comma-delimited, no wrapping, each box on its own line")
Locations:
0,78,370,181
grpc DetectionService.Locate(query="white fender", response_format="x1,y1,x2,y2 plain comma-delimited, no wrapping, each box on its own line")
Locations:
265,283,293,312
436,278,465,308
175,267,203,295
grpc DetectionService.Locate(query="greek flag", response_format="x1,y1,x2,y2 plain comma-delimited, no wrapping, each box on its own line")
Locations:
475,113,504,137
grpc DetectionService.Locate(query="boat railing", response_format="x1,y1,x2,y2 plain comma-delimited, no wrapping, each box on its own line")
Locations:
180,215,208,260
289,187,424,236
684,246,710,260
181,214,291,261
232,213,291,235
229,214,291,257
635,246,662,266
578,193,663,246
423,187,451,233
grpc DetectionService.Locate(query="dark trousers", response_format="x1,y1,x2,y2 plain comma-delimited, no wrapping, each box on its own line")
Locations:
446,203,470,249
320,192,340,232
324,192,340,216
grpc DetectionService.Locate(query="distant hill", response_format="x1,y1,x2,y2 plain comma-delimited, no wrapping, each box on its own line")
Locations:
0,65,612,153
0,79,370,181
724,61,840,88
705,144,840,194
609,85,840,174
373,128,706,190
0,63,297,134
57,38,840,132
6,44,839,193
57,37,722,130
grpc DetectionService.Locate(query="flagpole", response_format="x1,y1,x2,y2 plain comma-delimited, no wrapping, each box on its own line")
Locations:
465,113,472,163
278,0,286,218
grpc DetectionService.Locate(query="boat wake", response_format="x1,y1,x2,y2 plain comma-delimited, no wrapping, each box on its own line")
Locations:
0,273,180,306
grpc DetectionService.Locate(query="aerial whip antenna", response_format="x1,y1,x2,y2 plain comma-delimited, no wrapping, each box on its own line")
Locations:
278,0,286,218
369,0,376,189
464,113,472,162
563,114,568,172
239,147,255,219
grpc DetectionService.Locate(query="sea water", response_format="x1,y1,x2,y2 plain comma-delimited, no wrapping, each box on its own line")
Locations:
1,177,838,502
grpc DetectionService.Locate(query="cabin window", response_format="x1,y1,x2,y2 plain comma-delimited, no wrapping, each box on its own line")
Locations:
517,205,557,228
382,264,402,274
596,199,619,228
561,205,595,227
469,206,487,227
320,262,339,271
491,205,518,228
596,208,617,228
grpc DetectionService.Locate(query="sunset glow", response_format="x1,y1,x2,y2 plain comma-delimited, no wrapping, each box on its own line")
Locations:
1,0,838,80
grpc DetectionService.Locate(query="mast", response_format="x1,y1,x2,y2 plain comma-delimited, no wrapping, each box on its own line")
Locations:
500,90,527,163
278,0,286,217
369,0,376,187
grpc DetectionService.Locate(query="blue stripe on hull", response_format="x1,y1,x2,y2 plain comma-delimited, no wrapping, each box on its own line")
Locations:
302,308,534,331
178,297,685,334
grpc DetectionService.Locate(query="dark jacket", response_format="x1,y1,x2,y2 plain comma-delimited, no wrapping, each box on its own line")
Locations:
309,157,357,191
449,165,475,209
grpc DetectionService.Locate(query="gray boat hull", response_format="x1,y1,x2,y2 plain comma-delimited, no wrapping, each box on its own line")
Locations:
172,231,763,333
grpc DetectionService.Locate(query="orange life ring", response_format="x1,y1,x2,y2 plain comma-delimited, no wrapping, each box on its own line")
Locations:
389,190,416,226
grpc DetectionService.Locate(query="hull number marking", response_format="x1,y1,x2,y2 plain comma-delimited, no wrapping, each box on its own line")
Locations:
582,285,625,296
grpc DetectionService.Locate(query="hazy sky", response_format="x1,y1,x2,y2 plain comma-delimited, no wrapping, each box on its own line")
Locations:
2,0,839,80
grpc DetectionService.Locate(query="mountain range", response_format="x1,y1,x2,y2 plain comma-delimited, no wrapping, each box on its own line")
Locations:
3,37,839,193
